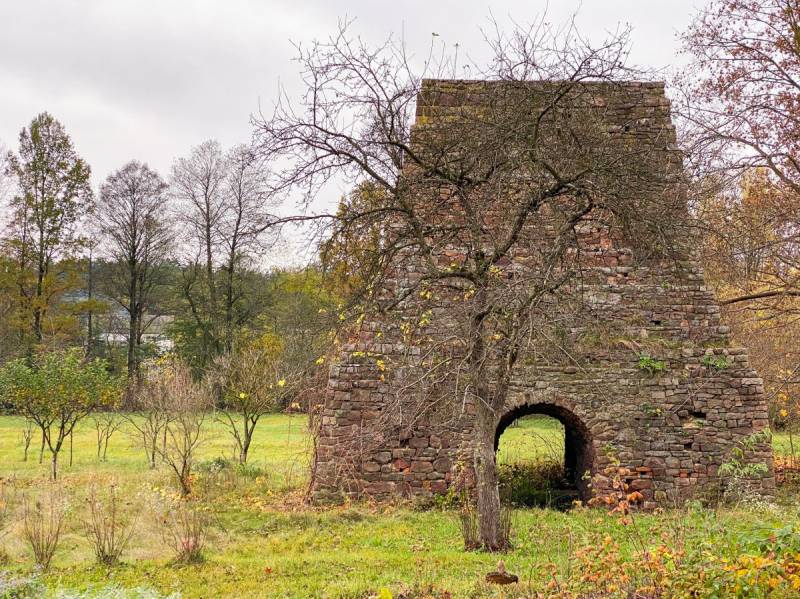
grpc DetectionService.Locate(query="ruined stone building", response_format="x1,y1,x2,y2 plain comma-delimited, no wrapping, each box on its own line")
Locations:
311,79,775,507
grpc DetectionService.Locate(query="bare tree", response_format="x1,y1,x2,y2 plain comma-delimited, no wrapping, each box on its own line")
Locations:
125,375,174,469
255,19,682,549
92,411,124,461
154,362,211,495
212,336,297,464
219,145,274,352
97,161,172,380
171,141,228,366
171,142,276,365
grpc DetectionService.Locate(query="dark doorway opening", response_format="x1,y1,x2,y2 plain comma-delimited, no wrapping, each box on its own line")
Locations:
495,403,593,508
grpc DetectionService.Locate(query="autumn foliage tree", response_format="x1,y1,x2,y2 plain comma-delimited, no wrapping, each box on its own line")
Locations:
681,0,800,305
698,170,800,434
682,0,800,436
3,113,92,352
0,349,120,480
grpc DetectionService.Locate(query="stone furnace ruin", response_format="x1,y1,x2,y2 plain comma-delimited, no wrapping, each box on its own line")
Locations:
311,79,775,507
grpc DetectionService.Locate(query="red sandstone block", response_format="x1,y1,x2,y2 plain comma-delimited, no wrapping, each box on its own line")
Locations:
393,458,410,471
410,461,434,473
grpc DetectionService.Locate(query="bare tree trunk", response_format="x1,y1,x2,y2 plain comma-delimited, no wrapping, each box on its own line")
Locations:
474,404,503,551
224,261,235,354
22,422,32,461
33,251,45,343
39,429,45,464
240,423,253,465
127,270,138,380
51,452,58,481
205,219,217,320
149,436,157,469
471,285,506,551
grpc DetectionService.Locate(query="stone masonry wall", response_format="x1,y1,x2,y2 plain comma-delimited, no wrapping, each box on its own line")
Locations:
310,80,775,506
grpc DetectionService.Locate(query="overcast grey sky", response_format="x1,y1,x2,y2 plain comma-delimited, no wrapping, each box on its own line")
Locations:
0,0,708,247
0,1,707,176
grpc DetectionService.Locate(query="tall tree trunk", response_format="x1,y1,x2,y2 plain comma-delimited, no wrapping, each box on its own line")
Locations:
33,213,46,343
474,403,503,551
33,261,44,343
205,220,217,314
224,258,235,353
127,267,138,380
469,282,505,551
86,247,94,356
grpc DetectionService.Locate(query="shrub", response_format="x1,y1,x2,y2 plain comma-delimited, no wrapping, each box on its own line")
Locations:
719,429,773,507
457,502,512,551
154,363,210,496
457,503,479,551
157,498,208,564
84,485,137,565
498,459,574,509
197,456,231,474
21,489,67,571
0,480,15,539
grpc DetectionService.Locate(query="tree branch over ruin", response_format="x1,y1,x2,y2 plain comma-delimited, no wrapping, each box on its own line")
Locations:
256,15,686,551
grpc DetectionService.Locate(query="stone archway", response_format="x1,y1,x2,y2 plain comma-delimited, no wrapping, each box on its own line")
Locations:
495,402,594,501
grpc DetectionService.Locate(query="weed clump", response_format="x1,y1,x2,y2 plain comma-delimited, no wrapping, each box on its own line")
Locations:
83,484,137,566
498,459,575,509
154,496,209,564
637,354,667,375
21,488,67,571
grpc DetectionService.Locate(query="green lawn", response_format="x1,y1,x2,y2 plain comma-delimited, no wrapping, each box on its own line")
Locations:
0,413,311,485
0,414,798,598
497,416,565,465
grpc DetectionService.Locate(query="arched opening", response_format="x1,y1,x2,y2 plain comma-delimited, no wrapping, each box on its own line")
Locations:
495,403,593,508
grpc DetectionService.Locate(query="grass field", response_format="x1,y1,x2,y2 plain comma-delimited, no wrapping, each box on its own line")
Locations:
0,414,798,598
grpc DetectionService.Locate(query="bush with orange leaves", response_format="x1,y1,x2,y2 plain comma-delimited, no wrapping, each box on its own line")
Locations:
541,507,800,598
587,458,646,524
